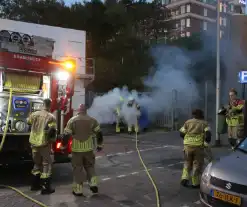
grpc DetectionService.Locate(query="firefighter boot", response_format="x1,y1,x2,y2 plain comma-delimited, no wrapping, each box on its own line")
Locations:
90,186,98,194
180,179,189,187
30,174,41,191
181,168,189,187
41,178,55,195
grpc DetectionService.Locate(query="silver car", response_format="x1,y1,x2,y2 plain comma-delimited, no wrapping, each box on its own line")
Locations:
200,138,247,207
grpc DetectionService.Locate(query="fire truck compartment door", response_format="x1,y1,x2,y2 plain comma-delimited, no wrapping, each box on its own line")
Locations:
4,73,41,93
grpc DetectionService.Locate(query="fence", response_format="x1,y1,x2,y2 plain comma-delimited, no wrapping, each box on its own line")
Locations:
86,86,211,131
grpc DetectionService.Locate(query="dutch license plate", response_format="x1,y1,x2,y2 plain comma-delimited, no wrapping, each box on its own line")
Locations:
212,190,241,206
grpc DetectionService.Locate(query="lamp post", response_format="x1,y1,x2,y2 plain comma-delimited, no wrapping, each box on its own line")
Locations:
215,0,221,146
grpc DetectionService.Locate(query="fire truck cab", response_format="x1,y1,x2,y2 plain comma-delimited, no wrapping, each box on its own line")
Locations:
0,30,76,165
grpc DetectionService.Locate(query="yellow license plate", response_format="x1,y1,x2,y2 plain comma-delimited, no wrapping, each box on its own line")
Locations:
212,190,241,206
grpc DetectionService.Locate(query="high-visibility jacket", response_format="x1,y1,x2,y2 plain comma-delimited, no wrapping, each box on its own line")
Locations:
226,99,244,127
27,109,57,147
64,113,102,152
180,118,210,146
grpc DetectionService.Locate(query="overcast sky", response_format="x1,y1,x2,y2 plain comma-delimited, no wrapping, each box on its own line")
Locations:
64,0,82,5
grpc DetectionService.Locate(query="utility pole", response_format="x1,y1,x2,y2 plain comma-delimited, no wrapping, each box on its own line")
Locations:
215,0,221,146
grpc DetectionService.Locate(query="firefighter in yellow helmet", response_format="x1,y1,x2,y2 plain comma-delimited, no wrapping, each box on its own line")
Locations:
226,88,245,148
27,98,57,194
63,104,103,196
179,109,211,188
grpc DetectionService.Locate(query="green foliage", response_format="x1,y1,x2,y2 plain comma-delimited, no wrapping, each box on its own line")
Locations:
0,0,170,91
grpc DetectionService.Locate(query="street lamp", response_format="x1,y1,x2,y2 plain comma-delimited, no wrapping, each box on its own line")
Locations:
215,0,221,146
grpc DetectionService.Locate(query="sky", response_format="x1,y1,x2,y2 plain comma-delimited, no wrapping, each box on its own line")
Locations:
64,0,82,5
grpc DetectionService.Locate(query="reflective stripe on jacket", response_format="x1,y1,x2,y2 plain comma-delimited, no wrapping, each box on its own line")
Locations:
64,113,101,152
180,118,210,146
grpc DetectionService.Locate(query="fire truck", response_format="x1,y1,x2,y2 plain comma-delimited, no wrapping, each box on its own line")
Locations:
0,19,95,165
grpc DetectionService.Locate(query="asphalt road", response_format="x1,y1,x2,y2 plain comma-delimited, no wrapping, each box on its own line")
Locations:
0,131,231,207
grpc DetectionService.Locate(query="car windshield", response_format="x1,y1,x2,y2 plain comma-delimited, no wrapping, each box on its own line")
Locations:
237,138,247,153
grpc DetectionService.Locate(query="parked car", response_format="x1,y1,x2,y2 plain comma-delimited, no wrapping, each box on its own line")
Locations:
200,138,247,207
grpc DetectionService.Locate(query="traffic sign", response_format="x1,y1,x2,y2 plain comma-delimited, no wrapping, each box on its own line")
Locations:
238,71,247,83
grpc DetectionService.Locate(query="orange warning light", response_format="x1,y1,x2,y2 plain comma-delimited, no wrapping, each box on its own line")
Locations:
62,60,75,71
49,59,76,72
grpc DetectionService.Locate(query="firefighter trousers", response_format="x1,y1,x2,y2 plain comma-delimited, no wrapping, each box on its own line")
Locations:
71,151,98,194
31,145,52,179
116,115,121,133
181,146,204,186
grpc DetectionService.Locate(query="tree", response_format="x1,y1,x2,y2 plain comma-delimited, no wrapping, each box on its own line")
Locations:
0,0,172,92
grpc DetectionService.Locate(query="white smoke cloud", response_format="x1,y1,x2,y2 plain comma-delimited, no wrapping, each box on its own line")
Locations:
87,46,199,125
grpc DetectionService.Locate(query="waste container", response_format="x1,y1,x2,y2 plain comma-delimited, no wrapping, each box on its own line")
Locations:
138,107,149,131
217,108,227,134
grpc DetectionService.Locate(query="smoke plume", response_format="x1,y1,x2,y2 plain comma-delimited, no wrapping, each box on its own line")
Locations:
87,45,199,125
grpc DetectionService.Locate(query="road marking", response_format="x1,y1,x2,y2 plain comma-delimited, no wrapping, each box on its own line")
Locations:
96,145,181,160
130,171,139,175
102,177,111,181
117,174,127,178
99,164,186,183
168,161,184,167
194,200,201,205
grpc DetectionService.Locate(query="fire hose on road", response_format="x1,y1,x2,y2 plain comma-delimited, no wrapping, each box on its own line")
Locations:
0,88,161,207
135,132,161,207
0,88,49,207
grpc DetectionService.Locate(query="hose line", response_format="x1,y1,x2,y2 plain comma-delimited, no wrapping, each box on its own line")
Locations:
135,132,161,207
0,88,49,207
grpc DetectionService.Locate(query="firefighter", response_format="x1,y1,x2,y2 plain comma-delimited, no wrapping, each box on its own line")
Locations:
63,104,103,196
179,109,211,188
114,92,124,133
28,98,57,195
126,96,141,134
226,88,245,148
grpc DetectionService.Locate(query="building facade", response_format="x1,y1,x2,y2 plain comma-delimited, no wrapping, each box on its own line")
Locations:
163,0,245,39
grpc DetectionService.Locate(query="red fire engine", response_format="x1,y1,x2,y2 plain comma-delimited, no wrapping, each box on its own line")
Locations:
0,30,75,165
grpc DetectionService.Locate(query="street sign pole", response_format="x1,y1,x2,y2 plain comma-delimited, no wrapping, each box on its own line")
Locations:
215,0,221,146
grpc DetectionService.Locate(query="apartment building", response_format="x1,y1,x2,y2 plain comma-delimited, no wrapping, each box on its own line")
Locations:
162,0,234,39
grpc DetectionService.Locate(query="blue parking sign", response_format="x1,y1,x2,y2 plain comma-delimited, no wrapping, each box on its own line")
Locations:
239,71,247,83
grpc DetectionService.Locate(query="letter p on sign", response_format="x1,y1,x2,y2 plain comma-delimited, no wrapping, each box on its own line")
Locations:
239,71,247,83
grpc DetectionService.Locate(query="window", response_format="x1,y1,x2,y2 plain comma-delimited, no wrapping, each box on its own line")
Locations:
176,23,179,28
186,32,191,37
186,4,191,12
186,18,190,27
220,3,222,12
203,21,207,30
203,0,207,3
230,5,234,12
204,8,207,16
176,10,179,15
223,17,227,26
220,17,222,25
220,30,223,39
223,4,226,12
181,19,185,26
181,19,185,31
181,5,185,14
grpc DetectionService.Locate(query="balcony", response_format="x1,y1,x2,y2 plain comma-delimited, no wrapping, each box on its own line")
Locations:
166,0,216,10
